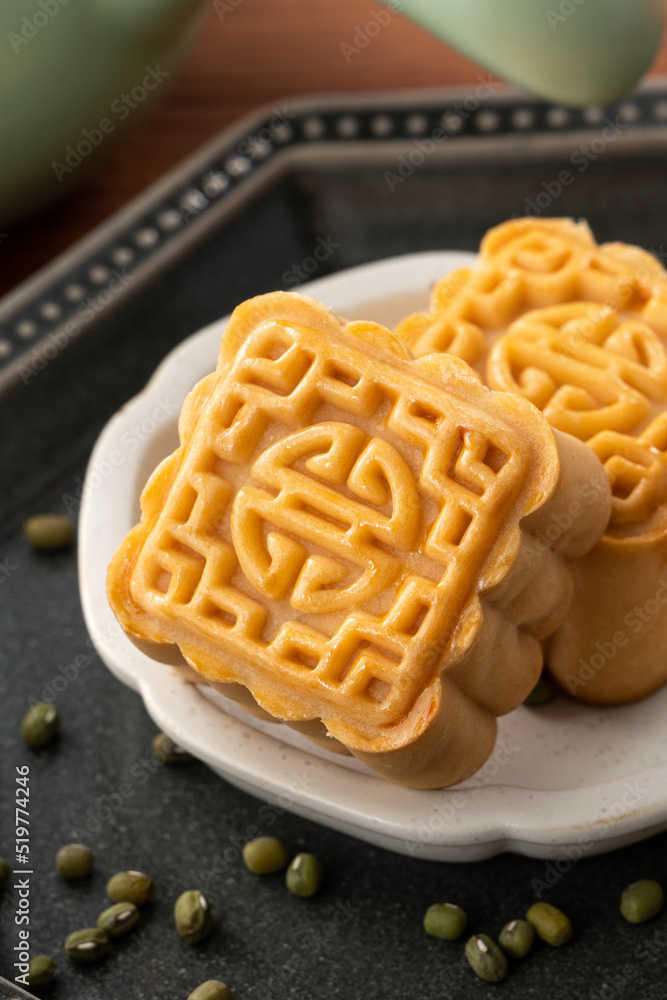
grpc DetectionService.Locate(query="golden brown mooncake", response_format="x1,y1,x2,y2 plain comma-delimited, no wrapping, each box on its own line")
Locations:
398,217,667,704
108,291,610,787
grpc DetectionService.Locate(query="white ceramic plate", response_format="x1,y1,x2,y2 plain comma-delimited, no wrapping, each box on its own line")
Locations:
79,252,667,862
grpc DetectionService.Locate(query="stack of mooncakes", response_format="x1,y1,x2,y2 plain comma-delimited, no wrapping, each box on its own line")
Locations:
398,218,667,705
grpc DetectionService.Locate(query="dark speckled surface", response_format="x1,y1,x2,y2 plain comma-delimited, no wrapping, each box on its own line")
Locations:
3,160,667,999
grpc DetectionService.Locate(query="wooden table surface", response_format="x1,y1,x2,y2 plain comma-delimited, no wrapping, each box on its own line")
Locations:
4,0,667,298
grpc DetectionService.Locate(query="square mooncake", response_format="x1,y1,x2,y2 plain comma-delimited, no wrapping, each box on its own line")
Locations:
108,291,610,786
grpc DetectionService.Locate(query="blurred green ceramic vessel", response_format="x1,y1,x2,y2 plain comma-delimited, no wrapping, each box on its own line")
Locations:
0,0,208,225
382,0,663,106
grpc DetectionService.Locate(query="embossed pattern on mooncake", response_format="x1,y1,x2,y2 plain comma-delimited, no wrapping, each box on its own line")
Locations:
399,218,667,366
400,218,667,537
486,302,667,529
125,304,525,733
397,219,667,705
108,292,611,782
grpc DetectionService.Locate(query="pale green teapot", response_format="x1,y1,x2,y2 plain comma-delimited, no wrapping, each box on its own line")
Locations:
383,0,663,106
0,0,208,225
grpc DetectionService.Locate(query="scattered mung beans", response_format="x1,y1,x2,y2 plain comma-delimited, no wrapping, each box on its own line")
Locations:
465,934,507,982
285,853,322,897
187,980,232,1000
23,514,73,551
21,703,60,748
423,903,467,940
243,837,289,875
620,880,665,924
174,890,213,944
499,918,535,958
64,927,109,963
97,901,140,939
107,870,154,906
56,843,93,879
526,902,572,946
27,954,57,989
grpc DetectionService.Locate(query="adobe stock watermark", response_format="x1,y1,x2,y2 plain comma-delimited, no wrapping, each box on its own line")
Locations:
384,75,501,191
168,107,297,230
192,767,321,886
282,235,340,287
524,474,609,567
236,106,296,158
25,616,152,722
589,917,667,1000
563,579,667,696
71,932,150,1000
19,267,134,385
529,778,648,898
0,555,18,584
27,653,91,707
426,947,474,995
613,241,667,301
546,0,587,30
519,116,629,217
212,0,244,20
340,1,403,63
8,0,69,54
51,65,170,182
91,931,149,995
70,750,169,838
61,396,178,515
404,733,522,855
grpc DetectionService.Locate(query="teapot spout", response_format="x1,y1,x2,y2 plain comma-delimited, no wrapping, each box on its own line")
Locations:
379,0,663,106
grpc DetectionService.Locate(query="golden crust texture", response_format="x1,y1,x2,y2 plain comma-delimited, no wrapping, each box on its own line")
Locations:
108,291,610,786
398,218,667,703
